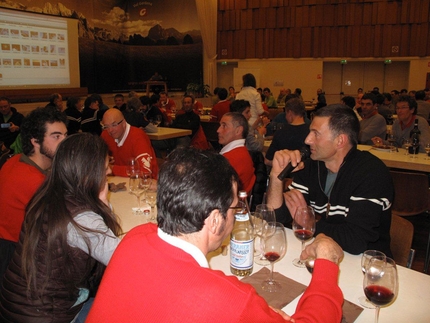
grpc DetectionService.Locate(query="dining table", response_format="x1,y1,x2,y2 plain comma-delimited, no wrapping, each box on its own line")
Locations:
108,175,430,322
146,127,191,141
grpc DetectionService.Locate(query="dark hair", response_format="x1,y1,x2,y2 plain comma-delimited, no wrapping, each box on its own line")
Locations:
21,107,67,156
127,97,142,111
22,133,121,295
230,99,250,114
382,92,392,101
314,104,360,146
362,93,377,104
391,90,399,95
0,96,11,104
285,98,305,117
397,95,417,114
139,95,151,107
400,89,408,94
224,112,249,139
263,87,271,93
66,96,80,110
183,94,195,104
295,88,302,95
89,93,102,104
341,96,356,109
415,90,426,101
157,147,238,236
49,93,61,104
150,94,160,105
217,88,228,100
242,73,257,88
114,93,124,100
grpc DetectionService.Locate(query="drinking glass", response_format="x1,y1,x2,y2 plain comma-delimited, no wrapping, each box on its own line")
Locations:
253,204,276,266
363,256,398,323
146,193,156,221
126,157,139,177
140,170,152,203
403,139,411,155
424,143,430,160
358,250,386,308
292,206,316,267
260,222,287,292
129,172,145,214
387,134,397,152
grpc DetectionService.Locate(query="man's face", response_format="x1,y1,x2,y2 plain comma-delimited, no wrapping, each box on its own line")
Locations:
215,183,238,247
242,107,251,121
360,99,376,118
356,93,363,106
280,89,286,95
217,115,241,146
0,100,11,116
160,94,167,104
263,90,270,97
305,116,338,163
114,97,124,108
39,122,67,159
395,101,414,123
317,89,322,95
90,100,99,110
182,97,193,112
54,95,63,111
103,111,126,140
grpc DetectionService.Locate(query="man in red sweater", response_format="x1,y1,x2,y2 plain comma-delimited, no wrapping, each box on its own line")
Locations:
87,147,343,323
211,87,231,121
218,112,255,194
0,107,67,283
101,108,158,178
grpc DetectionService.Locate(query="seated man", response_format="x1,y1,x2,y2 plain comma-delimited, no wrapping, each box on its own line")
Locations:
263,87,278,108
358,93,386,145
44,92,64,111
268,105,393,256
158,91,176,114
0,97,24,151
211,88,230,121
265,98,310,166
171,94,201,147
123,97,157,133
0,107,67,283
218,112,255,194
87,147,344,323
100,108,158,178
113,93,127,111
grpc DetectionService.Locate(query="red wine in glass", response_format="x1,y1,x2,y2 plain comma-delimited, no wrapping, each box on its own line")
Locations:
364,285,395,306
264,252,280,262
292,206,316,267
294,229,314,241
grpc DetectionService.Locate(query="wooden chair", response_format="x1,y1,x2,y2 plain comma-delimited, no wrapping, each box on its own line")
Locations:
390,214,415,268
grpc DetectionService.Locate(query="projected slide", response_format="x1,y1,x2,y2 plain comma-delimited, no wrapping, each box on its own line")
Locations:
0,9,70,86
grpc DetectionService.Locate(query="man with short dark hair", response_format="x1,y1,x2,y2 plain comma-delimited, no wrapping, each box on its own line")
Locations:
158,91,176,114
0,97,24,151
218,112,255,194
263,87,277,108
87,147,344,323
268,105,393,256
0,107,67,283
358,93,386,145
113,93,127,111
45,93,63,111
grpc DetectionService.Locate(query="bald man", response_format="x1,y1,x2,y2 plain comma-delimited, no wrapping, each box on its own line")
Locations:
100,108,158,178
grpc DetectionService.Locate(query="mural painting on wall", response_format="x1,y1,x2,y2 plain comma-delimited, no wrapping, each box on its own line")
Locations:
0,0,202,93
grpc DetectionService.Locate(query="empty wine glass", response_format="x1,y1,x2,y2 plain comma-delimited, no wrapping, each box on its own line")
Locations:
260,222,287,292
387,134,397,152
358,250,386,309
146,193,156,221
140,170,152,203
424,143,430,160
126,157,139,177
403,139,411,155
363,256,398,323
253,204,276,266
292,206,316,267
129,172,145,214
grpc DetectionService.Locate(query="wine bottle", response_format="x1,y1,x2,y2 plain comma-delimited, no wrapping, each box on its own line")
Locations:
230,191,254,276
409,118,420,154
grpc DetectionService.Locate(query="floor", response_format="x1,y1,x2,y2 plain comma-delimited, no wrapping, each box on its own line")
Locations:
407,212,430,274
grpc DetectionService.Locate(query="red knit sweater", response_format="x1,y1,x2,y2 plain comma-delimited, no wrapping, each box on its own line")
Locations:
222,147,256,195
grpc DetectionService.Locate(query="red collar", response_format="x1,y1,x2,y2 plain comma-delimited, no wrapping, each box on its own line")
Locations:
400,115,415,130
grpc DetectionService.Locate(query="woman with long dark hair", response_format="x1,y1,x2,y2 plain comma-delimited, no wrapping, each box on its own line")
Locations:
235,73,265,126
0,133,122,322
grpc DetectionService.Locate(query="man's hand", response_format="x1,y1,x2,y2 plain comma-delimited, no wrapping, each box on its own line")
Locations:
269,306,294,322
9,122,19,133
283,190,307,218
271,149,304,177
371,136,384,145
301,234,344,265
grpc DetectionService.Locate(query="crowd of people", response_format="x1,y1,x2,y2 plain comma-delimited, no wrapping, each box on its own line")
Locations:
1,78,429,321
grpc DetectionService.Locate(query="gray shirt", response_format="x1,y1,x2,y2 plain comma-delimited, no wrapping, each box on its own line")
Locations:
359,113,387,145
392,115,430,153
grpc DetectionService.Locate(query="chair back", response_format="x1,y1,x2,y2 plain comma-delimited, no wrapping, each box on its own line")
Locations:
190,125,210,150
249,150,268,211
390,214,415,268
390,170,429,216
0,150,12,170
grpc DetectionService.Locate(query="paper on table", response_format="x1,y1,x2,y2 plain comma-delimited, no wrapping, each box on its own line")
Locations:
241,267,363,323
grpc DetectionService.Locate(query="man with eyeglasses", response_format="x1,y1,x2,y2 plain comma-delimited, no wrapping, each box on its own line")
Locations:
371,95,430,152
101,108,158,178
268,105,393,256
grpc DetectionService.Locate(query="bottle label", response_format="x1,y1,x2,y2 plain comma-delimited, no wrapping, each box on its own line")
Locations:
230,239,254,270
235,212,250,222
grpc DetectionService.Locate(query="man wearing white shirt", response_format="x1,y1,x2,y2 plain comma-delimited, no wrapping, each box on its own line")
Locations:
218,112,255,195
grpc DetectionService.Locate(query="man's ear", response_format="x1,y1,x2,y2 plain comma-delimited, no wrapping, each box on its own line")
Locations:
31,138,40,149
205,209,222,235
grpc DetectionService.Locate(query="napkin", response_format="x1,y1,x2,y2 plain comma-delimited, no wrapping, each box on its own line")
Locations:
108,182,126,192
241,267,363,323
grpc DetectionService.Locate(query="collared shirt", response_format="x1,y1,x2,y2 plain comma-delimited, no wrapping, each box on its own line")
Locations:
115,122,131,147
157,228,209,268
219,138,246,155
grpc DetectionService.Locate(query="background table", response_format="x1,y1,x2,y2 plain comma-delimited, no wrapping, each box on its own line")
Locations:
143,81,168,96
147,127,191,141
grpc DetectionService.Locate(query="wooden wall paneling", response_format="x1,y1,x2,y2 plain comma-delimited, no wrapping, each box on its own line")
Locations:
312,26,321,57
314,5,325,27
292,27,302,58
420,0,430,23
245,30,257,58
265,29,275,58
245,9,254,30
301,27,312,57
271,0,281,7
417,23,429,57
389,24,402,57
286,28,294,57
273,29,282,57
362,2,372,26
295,5,303,28
373,24,383,58
399,24,411,57
426,23,430,56
266,7,277,29
335,4,347,27
400,0,410,24
353,3,364,26
350,26,361,58
309,4,317,27
234,30,247,59
252,9,260,29
218,0,226,11
236,0,247,10
218,31,234,59
279,28,288,57
322,4,335,27
381,24,393,57
240,9,247,30
249,0,261,9
302,4,310,27
409,0,420,24
222,11,230,30
345,26,354,58
358,25,372,57
255,29,265,58
371,1,379,26
286,6,296,28
409,24,419,56
329,27,338,57
258,8,267,29
217,12,224,31
260,0,272,8
229,10,237,30
276,6,286,28
320,26,331,57
385,1,399,25
226,0,236,10
336,26,347,58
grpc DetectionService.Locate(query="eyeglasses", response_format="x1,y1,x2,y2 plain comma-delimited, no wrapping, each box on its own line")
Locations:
395,106,410,111
101,119,124,130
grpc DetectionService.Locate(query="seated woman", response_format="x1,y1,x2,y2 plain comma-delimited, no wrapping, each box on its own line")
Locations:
0,133,122,322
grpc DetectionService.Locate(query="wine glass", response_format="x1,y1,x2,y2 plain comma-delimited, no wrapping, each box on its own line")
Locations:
146,193,156,222
129,172,145,214
424,143,430,160
140,170,152,203
403,139,411,155
387,134,396,152
253,204,276,266
358,250,386,308
363,256,398,323
126,157,139,177
292,206,316,267
260,222,287,292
